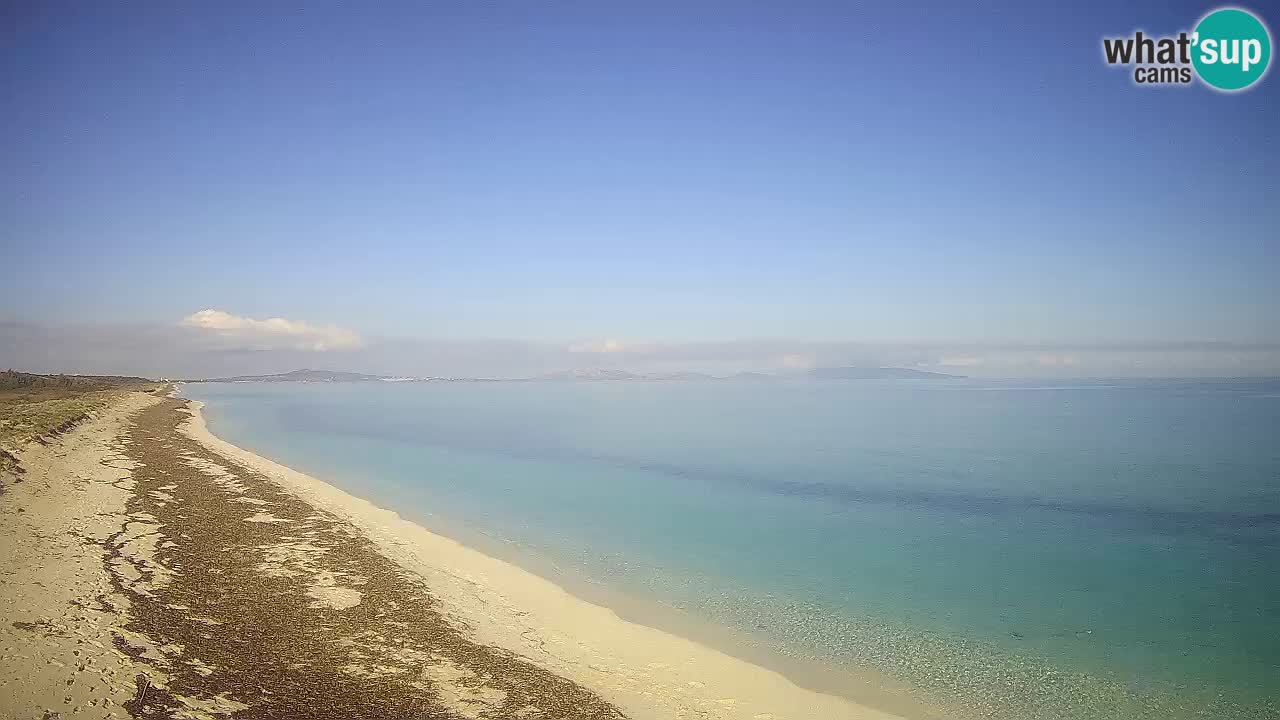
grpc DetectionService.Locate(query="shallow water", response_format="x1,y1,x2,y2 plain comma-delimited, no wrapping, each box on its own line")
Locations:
182,378,1280,718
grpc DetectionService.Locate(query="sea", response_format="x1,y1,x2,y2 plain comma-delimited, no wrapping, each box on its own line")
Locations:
180,378,1280,719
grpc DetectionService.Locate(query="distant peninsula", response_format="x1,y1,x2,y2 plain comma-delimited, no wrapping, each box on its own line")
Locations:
191,369,410,383
802,367,962,380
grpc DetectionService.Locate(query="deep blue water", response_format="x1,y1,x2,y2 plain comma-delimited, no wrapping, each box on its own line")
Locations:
181,379,1280,718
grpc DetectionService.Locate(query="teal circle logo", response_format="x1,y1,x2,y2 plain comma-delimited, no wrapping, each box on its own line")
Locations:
1192,8,1272,91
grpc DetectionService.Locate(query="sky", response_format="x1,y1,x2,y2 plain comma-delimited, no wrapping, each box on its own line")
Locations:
2,1,1277,378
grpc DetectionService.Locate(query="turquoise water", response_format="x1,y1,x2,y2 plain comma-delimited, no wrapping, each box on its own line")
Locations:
181,379,1280,718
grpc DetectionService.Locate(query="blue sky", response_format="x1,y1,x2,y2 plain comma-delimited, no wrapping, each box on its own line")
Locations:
1,1,1277,376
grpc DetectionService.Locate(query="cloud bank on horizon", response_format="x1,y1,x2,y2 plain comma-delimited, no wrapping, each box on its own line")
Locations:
1,311,1278,380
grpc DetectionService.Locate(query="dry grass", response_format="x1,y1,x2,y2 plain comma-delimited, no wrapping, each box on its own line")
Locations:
0,370,163,477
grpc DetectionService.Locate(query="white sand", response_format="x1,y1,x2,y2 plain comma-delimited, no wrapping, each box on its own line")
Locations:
0,392,161,718
181,400,906,720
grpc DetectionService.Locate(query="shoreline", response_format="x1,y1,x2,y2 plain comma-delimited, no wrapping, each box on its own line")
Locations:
191,404,938,717
341,485,949,720
400,514,939,718
182,397,917,720
3,392,638,718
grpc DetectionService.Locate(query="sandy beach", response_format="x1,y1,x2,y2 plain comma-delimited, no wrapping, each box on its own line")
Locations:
1,389,907,719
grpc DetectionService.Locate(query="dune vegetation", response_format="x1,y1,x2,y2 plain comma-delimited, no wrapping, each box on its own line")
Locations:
0,370,161,479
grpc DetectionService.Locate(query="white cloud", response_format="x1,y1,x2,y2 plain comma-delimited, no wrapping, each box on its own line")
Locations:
568,338,626,353
180,309,364,351
779,353,814,369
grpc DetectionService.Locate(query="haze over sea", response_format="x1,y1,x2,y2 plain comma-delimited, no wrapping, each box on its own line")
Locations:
182,378,1280,719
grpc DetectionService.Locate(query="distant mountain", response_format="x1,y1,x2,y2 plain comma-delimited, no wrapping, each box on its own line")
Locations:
199,369,396,383
725,371,776,381
536,369,642,381
804,367,963,380
643,371,719,382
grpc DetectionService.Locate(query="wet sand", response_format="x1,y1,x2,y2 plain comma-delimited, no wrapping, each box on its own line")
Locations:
2,391,903,719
